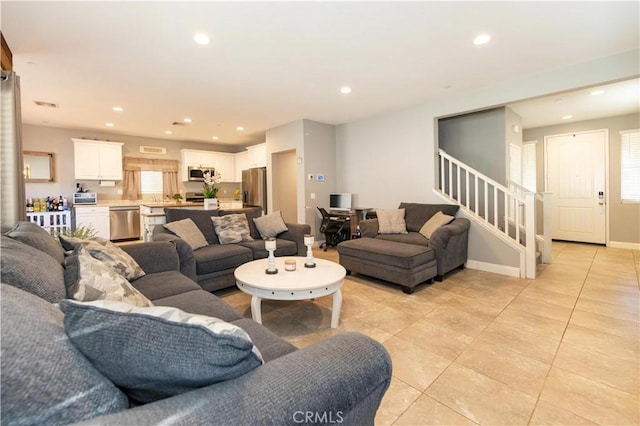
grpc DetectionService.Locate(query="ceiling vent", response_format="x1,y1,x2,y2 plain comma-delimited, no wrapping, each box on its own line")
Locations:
34,100,58,108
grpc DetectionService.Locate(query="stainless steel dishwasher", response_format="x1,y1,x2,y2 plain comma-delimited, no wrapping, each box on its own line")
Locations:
109,206,140,241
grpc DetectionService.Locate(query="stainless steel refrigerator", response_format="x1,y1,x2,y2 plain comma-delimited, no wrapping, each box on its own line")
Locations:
242,167,267,213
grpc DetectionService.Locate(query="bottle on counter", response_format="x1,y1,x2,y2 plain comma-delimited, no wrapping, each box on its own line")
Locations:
33,198,40,212
26,198,33,213
58,195,64,211
63,197,69,210
76,183,81,193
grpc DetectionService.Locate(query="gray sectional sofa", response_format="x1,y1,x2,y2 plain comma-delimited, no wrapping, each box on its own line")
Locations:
337,203,470,293
1,222,391,425
153,207,311,292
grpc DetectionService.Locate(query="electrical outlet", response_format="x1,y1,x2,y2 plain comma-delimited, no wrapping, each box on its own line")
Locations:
116,189,123,195
310,193,316,200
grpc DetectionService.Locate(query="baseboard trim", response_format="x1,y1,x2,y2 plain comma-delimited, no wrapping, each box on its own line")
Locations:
465,260,521,278
608,241,640,250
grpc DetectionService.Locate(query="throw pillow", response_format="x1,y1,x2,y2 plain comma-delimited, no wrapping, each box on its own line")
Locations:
6,221,65,264
419,211,455,239
253,211,289,238
59,299,264,404
64,246,153,307
59,236,145,281
1,285,128,425
376,208,408,234
163,218,209,250
211,214,254,244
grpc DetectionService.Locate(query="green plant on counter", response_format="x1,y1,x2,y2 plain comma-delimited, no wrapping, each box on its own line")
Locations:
56,225,98,240
172,193,183,202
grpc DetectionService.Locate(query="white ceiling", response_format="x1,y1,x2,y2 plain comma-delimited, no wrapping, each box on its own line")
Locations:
2,1,639,147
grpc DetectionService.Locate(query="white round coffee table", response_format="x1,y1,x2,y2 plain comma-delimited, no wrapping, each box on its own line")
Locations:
234,257,346,328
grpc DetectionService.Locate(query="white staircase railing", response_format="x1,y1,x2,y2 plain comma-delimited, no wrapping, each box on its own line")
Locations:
437,149,551,278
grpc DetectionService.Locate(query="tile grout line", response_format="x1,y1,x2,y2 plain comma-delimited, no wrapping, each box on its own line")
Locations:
525,243,599,425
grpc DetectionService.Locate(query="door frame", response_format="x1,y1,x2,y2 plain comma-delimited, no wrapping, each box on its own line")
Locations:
544,129,610,245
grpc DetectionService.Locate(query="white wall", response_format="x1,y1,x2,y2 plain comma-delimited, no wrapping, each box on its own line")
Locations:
336,49,639,268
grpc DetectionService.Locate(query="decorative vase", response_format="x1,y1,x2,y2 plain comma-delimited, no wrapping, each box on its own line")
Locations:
204,198,218,210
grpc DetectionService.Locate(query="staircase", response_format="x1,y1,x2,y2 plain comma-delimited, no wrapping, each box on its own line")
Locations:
436,149,552,279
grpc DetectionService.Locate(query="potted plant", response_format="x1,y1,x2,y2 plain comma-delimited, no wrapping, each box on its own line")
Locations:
203,171,222,210
171,193,183,203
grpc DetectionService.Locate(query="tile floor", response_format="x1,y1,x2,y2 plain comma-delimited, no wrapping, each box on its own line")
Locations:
218,242,640,425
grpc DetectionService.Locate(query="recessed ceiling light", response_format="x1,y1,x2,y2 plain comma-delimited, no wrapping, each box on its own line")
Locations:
473,34,491,45
105,123,114,127
340,86,352,94
165,130,173,135
590,90,605,96
183,118,192,123
194,33,210,45
212,136,219,140
562,115,573,120
112,106,123,112
236,126,244,131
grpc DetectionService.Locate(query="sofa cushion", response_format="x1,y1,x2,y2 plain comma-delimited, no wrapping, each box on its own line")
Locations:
163,218,209,250
194,244,253,275
375,232,430,247
419,211,455,239
131,270,202,301
59,299,264,404
165,208,221,244
338,237,435,269
152,289,244,321
59,236,145,280
1,235,66,303
253,211,288,238
399,203,460,232
65,246,153,307
376,208,408,234
227,207,263,239
238,238,298,259
6,221,65,264
1,285,128,424
211,214,254,244
231,318,297,362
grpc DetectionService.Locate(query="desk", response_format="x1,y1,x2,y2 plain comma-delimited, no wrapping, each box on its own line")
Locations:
328,208,376,236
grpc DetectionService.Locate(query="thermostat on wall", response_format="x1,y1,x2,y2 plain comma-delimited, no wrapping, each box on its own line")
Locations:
316,173,325,182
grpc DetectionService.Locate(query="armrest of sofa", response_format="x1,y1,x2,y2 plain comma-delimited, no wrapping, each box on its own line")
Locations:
78,333,391,426
428,217,471,276
122,240,197,281
279,223,312,255
359,218,379,238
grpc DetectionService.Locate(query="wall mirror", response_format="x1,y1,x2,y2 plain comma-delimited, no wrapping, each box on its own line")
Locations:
23,151,55,183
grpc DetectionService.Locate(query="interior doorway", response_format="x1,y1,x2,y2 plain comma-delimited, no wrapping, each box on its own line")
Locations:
271,150,297,222
545,129,608,244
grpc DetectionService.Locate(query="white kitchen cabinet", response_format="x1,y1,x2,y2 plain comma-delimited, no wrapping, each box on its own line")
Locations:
73,139,123,180
247,143,266,168
213,152,236,182
75,206,110,239
234,151,248,181
180,149,216,181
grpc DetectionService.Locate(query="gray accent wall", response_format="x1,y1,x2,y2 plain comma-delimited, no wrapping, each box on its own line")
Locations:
438,107,507,183
524,112,640,245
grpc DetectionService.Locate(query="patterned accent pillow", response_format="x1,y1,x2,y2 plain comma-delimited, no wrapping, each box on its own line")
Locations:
64,246,153,307
59,299,264,404
376,208,408,234
59,236,145,281
253,211,289,238
211,214,254,244
419,211,455,239
163,218,209,250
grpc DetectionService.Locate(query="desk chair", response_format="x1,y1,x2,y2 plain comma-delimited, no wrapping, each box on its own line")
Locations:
317,207,350,251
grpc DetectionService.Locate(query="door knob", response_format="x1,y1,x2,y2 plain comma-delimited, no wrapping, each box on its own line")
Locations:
598,202,604,205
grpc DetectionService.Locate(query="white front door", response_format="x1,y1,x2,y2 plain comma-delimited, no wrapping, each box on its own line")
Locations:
545,130,607,244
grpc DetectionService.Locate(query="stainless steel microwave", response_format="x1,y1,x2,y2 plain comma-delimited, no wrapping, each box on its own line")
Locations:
187,166,215,182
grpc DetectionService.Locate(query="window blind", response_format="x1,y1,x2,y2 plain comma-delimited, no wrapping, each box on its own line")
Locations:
621,129,640,202
140,170,163,194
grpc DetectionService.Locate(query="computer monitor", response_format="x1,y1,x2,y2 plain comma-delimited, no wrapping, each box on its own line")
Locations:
329,193,352,212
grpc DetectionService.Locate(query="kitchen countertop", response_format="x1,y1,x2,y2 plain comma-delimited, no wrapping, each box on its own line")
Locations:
74,199,242,209
140,201,205,208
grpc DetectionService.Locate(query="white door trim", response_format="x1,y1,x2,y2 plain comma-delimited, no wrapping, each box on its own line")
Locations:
544,129,610,245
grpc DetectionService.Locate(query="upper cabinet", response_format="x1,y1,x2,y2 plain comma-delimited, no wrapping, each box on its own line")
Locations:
247,143,266,168
234,151,248,181
180,149,237,182
73,139,123,180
